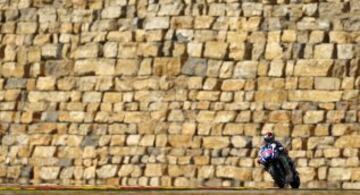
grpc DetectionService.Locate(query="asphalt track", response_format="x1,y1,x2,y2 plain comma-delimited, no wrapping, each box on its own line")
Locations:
0,190,359,195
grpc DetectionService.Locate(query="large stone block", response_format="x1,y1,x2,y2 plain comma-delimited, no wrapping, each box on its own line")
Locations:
335,135,360,148
168,110,184,122
168,135,192,148
116,59,139,76
41,44,62,59
307,137,334,150
269,111,290,123
196,91,220,101
204,42,228,59
101,6,122,19
221,79,245,91
159,3,184,16
196,111,215,122
144,17,169,29
304,111,324,124
203,136,229,149
145,164,163,177
36,77,56,90
268,60,284,77
181,58,207,76
294,60,333,76
289,90,342,102
153,58,181,76
254,90,287,103
96,165,118,179
265,43,283,60
33,146,56,158
72,44,99,59
231,136,250,148
214,111,236,123
44,60,73,77
234,61,258,79
40,167,60,180
328,168,352,181
337,44,353,59
297,167,316,182
216,166,252,180
74,59,115,76
314,77,341,90
314,44,334,59
17,22,37,34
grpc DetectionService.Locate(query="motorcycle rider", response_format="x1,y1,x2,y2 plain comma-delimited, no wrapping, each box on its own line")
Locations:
258,132,294,182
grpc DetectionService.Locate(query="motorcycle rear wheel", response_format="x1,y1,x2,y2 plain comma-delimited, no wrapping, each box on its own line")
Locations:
268,163,286,188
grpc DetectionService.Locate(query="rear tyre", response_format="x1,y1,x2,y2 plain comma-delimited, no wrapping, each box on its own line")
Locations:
268,164,286,188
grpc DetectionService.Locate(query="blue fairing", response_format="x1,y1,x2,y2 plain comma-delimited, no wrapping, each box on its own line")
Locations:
259,146,276,164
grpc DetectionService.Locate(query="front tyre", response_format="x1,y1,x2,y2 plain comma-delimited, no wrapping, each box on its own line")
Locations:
290,173,300,189
268,164,286,188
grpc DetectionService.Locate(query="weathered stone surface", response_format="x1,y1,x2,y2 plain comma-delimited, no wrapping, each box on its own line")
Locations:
36,77,56,90
335,135,360,148
307,137,334,150
234,61,258,79
337,44,353,59
221,79,245,91
74,59,115,76
96,165,117,179
268,60,284,77
153,58,181,76
203,137,229,149
41,44,61,59
231,136,250,148
314,44,334,59
144,17,169,29
297,167,316,182
44,60,73,77
294,60,333,76
328,168,352,181
269,111,290,123
40,167,60,180
145,164,163,177
254,90,287,103
314,77,341,90
17,22,37,34
116,59,139,76
101,6,122,19
5,78,27,89
216,166,252,180
72,44,99,59
181,58,207,76
33,146,56,158
214,111,236,123
265,43,283,60
204,42,228,59
289,90,342,102
168,110,184,122
304,111,324,124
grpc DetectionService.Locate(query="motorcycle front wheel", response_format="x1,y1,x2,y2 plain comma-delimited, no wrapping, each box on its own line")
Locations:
290,173,300,188
268,163,286,188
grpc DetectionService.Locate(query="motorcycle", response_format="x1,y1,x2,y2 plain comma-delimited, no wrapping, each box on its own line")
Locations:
258,145,300,188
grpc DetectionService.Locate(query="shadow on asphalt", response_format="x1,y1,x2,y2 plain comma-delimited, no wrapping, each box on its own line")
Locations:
0,190,360,195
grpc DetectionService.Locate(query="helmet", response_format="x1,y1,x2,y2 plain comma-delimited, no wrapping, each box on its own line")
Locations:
264,132,275,143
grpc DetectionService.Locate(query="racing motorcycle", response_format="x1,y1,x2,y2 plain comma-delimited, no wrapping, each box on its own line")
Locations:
258,145,300,188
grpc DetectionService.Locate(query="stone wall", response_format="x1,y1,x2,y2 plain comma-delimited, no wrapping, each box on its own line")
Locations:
0,0,359,189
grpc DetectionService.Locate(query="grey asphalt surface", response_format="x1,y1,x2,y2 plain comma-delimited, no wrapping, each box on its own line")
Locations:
0,190,359,195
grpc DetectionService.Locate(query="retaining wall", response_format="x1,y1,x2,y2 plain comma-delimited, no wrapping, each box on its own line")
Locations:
0,0,359,189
